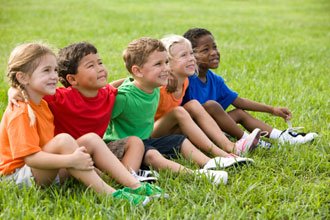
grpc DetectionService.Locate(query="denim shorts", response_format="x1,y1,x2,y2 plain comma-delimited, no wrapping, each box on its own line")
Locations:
143,134,186,159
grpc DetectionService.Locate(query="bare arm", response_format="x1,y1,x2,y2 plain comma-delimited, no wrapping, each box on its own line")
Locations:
24,147,94,171
109,78,126,88
8,87,24,108
232,97,292,120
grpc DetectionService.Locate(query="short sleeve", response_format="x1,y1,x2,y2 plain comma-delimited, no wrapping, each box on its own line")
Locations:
111,93,127,119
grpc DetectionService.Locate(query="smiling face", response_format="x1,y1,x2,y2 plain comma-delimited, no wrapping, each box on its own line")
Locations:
24,54,58,103
193,34,220,73
132,50,169,93
68,53,108,96
169,41,196,77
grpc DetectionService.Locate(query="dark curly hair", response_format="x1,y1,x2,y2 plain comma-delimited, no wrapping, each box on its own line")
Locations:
183,28,212,49
57,42,97,87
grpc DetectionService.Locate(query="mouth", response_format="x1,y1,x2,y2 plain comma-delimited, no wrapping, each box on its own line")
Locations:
97,75,107,80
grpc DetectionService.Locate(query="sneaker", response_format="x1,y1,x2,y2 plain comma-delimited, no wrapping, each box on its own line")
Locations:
235,128,261,156
196,169,228,185
257,139,273,149
203,154,254,170
130,169,158,183
112,189,150,206
278,128,318,145
122,183,169,199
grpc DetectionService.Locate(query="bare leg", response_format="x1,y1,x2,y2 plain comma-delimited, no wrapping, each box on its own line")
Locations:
203,100,245,139
184,100,236,153
179,139,211,167
77,133,140,189
152,106,228,157
143,149,190,173
32,133,115,194
228,108,273,137
121,136,145,172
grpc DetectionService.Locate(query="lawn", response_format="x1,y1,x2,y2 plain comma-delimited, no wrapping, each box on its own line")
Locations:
0,0,329,219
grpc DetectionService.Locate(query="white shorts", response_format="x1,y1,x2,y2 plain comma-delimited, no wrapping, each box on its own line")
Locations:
2,165,60,187
2,165,34,187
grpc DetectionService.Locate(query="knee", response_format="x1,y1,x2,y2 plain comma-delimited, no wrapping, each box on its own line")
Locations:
203,100,224,115
144,150,162,165
126,136,144,151
52,133,77,152
78,132,100,146
172,106,190,121
183,100,204,116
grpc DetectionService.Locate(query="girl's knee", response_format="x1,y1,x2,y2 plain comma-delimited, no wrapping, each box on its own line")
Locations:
184,100,204,114
172,106,190,121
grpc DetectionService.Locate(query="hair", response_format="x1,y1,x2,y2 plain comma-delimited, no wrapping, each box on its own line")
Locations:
7,42,56,126
123,37,166,74
183,28,212,49
57,42,97,87
160,35,192,93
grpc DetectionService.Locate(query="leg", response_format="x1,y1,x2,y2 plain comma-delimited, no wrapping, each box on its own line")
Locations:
203,100,245,139
228,108,273,136
152,106,228,157
32,133,115,194
76,133,140,189
184,100,236,153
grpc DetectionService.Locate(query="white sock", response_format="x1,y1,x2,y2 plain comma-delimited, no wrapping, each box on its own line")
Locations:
269,128,282,139
240,132,249,140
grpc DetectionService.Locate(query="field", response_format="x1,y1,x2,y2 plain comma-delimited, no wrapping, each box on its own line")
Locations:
0,0,329,219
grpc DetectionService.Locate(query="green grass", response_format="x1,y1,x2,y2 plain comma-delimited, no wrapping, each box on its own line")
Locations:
0,0,329,219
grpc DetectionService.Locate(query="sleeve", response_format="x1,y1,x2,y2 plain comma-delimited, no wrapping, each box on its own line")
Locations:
215,75,238,110
7,113,41,159
111,93,127,119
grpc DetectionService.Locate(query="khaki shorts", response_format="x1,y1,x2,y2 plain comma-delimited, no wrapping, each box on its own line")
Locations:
106,138,128,160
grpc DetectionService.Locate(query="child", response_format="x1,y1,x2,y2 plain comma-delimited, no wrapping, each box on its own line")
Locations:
0,43,164,206
104,37,234,186
152,34,260,158
182,28,318,146
8,42,153,182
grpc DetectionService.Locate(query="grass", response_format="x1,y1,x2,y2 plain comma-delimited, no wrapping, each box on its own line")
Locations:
0,0,329,219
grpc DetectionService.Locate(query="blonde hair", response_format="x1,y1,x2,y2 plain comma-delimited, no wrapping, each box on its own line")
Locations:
7,42,55,126
160,35,193,93
123,37,166,74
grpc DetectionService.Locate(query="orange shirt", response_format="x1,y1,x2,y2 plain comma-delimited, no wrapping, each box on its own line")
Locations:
0,100,54,175
155,78,189,121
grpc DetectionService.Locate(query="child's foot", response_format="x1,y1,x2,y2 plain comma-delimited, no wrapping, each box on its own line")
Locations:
196,169,228,185
130,169,158,183
278,128,318,145
203,154,254,170
112,189,151,206
122,183,169,199
235,128,261,156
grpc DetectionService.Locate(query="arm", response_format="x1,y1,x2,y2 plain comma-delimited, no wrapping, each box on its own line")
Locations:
24,147,94,171
8,87,24,107
232,97,292,120
110,78,126,88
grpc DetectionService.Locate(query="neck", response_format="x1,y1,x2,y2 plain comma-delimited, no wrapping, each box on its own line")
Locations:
198,66,208,77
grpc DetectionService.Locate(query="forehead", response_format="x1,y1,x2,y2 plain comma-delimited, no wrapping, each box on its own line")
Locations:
79,53,100,65
195,34,215,47
37,54,57,67
145,50,167,63
171,41,192,52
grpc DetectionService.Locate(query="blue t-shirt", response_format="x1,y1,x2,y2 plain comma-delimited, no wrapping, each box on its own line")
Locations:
182,69,238,110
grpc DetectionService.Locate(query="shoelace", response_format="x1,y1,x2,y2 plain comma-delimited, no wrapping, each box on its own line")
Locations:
286,120,305,135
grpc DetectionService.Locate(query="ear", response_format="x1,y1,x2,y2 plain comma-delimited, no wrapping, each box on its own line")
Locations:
66,74,77,86
131,65,144,78
15,71,29,85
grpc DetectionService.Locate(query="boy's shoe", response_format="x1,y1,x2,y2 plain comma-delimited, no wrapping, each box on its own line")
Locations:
196,169,228,185
112,189,150,206
122,183,169,199
203,154,254,170
130,169,158,183
235,128,261,156
257,139,273,149
278,128,318,145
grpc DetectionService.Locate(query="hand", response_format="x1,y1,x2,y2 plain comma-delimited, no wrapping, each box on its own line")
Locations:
272,107,292,121
8,87,24,109
70,147,94,170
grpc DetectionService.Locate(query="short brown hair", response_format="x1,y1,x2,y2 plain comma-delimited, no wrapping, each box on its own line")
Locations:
123,37,166,74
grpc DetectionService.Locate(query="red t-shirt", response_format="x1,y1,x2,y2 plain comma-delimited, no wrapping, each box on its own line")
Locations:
44,84,117,139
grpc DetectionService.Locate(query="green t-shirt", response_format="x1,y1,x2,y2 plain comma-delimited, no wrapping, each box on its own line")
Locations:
103,78,160,142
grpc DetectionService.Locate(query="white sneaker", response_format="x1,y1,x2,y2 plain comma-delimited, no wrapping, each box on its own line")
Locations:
278,128,318,145
130,169,158,183
235,128,261,156
257,139,272,149
196,169,228,185
203,155,254,170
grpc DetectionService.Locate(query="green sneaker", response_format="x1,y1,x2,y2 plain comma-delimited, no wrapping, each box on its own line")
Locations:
112,189,150,206
123,183,169,198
